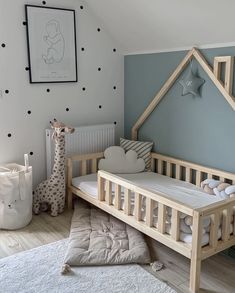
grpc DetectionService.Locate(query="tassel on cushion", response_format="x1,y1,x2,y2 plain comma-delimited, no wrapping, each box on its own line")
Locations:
151,261,164,272
61,264,71,275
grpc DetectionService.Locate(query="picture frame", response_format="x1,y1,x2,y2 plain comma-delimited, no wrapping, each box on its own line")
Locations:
25,5,78,83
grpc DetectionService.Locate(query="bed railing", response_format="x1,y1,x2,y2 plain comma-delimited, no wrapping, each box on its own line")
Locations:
97,170,194,257
67,152,103,208
198,197,235,259
151,153,235,186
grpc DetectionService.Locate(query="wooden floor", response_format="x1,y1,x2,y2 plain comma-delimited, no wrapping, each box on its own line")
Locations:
0,210,72,258
0,209,235,293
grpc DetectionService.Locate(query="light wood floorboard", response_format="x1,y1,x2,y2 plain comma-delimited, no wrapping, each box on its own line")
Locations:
0,210,72,258
0,210,234,293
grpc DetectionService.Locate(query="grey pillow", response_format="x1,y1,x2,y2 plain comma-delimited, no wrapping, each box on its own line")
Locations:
120,138,154,171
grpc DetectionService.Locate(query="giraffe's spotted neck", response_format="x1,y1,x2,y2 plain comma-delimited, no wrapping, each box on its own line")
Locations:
52,136,65,175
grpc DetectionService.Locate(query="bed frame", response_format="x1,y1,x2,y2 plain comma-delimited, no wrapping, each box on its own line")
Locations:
67,151,235,293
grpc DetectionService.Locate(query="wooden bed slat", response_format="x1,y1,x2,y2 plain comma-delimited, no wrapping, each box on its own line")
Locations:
158,203,166,233
124,188,131,215
222,208,232,241
135,193,142,221
166,162,172,177
196,171,202,187
151,158,156,172
207,173,213,179
146,198,154,227
209,212,220,248
91,158,97,173
114,184,121,210
171,209,180,241
158,159,163,175
185,167,192,183
98,175,105,201
106,181,112,205
175,165,181,180
81,160,87,176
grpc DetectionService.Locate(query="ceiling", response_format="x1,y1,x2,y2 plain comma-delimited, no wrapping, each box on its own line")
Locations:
85,0,235,55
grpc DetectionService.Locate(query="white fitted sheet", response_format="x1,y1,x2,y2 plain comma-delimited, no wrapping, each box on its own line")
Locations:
72,172,222,209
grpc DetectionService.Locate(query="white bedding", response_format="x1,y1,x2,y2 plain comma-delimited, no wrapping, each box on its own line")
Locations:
72,172,222,209
72,172,232,246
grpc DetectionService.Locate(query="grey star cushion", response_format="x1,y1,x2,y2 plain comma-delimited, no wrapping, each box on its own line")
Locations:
64,200,151,266
179,69,205,96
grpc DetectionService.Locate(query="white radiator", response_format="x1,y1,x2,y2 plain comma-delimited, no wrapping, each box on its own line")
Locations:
46,124,115,178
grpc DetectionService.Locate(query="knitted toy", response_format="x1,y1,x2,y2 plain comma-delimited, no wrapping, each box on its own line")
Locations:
33,119,74,216
201,179,235,199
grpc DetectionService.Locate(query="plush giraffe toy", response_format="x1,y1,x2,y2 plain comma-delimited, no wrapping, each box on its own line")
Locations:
33,119,75,216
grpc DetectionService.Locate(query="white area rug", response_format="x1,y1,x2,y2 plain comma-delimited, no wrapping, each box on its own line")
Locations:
0,239,176,293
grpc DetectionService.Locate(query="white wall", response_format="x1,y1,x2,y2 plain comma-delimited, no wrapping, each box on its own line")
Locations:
86,0,235,55
0,0,124,187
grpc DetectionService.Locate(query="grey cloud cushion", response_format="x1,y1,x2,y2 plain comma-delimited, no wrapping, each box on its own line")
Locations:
98,146,145,174
64,200,151,266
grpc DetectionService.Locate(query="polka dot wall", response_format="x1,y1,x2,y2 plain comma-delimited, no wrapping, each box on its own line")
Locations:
0,0,124,187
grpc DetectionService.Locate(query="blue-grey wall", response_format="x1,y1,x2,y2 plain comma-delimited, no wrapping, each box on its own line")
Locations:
125,47,235,173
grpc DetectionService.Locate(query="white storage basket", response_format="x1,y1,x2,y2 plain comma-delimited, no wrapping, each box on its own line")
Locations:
0,155,32,230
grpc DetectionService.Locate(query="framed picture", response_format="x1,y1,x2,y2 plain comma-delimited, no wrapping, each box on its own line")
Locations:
25,5,78,83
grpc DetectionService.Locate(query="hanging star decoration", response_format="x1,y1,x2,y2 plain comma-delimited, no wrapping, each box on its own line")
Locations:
179,68,205,97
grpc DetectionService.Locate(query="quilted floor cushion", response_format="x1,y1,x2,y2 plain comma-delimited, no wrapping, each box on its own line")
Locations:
64,200,151,266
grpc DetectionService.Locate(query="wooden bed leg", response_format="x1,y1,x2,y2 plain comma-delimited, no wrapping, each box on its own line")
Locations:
189,211,202,293
189,257,201,293
67,157,73,210
67,189,73,210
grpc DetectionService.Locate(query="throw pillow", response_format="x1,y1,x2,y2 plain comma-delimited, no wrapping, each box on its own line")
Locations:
120,138,153,171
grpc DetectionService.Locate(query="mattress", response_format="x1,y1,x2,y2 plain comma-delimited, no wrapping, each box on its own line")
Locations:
72,172,232,245
72,172,222,209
